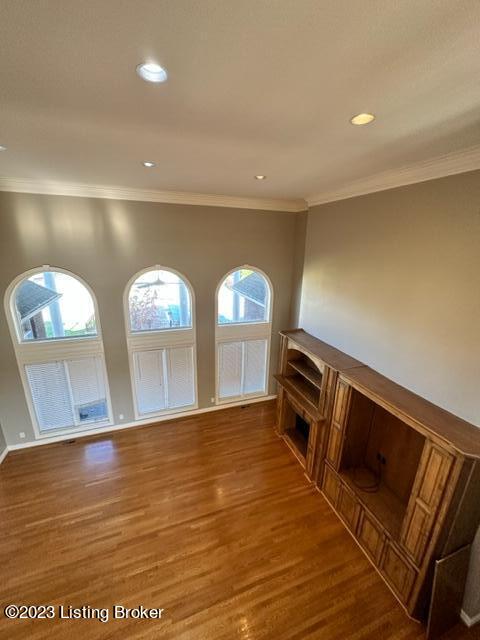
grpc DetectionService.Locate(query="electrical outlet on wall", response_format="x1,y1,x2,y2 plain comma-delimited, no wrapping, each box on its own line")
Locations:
210,397,215,403
119,414,124,420
19,432,25,439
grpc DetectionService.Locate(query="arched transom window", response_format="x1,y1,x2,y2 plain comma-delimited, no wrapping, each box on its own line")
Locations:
13,270,97,341
217,268,270,325
128,268,192,333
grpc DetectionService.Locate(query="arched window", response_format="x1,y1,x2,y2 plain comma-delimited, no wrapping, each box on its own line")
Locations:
12,270,98,341
216,267,272,403
125,266,197,418
127,268,192,333
5,268,112,437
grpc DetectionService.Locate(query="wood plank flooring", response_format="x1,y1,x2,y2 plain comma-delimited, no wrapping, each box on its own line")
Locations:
0,401,477,640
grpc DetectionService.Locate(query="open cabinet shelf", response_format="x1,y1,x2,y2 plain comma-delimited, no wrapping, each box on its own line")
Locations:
288,359,323,390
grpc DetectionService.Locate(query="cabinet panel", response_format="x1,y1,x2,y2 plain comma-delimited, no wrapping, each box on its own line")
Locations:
326,425,343,468
322,464,340,507
402,503,430,563
332,379,351,427
305,422,318,479
337,484,360,532
357,511,386,564
401,442,454,565
381,542,417,603
418,445,453,506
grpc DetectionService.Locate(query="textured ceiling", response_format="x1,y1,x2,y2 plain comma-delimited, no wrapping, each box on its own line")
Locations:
1,0,480,205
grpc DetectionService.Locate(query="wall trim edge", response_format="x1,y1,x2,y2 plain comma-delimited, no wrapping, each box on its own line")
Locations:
6,395,277,451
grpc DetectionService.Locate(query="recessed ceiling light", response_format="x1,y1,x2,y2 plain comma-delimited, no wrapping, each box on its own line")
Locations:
254,175,267,180
350,113,376,126
142,161,156,168
0,145,7,152
136,62,168,83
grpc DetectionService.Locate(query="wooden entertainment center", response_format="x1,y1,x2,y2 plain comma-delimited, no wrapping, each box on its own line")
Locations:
275,329,480,637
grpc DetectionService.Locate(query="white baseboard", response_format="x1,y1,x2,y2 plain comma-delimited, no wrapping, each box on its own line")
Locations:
6,395,277,451
0,447,8,465
461,609,480,627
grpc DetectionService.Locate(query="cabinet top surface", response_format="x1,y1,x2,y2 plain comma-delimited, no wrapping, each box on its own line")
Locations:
280,329,364,372
281,329,480,459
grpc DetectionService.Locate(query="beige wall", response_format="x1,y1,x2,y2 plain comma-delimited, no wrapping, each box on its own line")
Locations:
298,169,480,619
0,191,298,446
288,211,308,326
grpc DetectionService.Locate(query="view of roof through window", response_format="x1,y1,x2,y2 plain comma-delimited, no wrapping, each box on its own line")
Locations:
218,269,270,324
15,271,97,341
128,269,192,332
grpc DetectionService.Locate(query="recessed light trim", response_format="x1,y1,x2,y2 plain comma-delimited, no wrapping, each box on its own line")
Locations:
350,113,376,126
136,62,168,83
0,145,7,152
254,175,267,180
142,161,156,168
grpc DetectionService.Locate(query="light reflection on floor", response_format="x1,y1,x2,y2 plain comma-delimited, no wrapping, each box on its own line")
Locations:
83,439,116,465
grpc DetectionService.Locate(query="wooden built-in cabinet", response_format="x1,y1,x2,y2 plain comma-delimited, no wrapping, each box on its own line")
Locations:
275,329,480,636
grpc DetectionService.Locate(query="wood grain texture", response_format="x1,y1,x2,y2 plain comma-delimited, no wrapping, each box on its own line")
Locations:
0,402,475,639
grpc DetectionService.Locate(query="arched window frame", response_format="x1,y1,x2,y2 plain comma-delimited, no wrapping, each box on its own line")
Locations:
4,266,113,439
215,265,273,404
124,265,198,420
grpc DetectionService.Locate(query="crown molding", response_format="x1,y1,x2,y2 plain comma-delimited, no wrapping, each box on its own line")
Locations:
0,177,307,213
307,144,480,207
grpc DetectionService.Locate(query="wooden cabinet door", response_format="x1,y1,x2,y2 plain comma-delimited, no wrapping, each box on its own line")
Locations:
325,379,351,469
322,463,341,507
357,511,386,565
337,483,360,532
401,442,454,565
381,542,417,603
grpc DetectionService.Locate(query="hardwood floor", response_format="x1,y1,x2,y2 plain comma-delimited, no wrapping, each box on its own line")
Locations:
0,401,477,640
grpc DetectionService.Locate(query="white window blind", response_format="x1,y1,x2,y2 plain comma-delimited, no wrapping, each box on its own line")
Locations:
133,346,195,416
67,357,108,424
25,356,109,433
134,350,166,415
218,341,243,399
243,339,267,394
166,346,195,408
218,338,267,400
26,361,74,432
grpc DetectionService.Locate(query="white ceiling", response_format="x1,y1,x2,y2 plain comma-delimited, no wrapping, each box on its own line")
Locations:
1,0,480,209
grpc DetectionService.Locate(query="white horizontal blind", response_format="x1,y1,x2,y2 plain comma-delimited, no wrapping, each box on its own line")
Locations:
166,346,195,408
26,361,74,432
218,341,243,399
133,347,196,415
25,355,109,433
243,339,267,395
133,349,166,415
218,338,268,401
67,356,108,424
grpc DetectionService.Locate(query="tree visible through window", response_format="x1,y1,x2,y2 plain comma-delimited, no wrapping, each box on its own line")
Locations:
14,271,97,341
128,269,192,332
217,269,270,324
